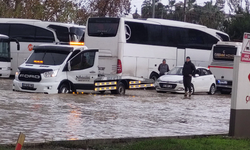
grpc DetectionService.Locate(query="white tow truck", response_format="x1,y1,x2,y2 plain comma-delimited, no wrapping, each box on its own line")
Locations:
13,44,153,94
0,34,19,78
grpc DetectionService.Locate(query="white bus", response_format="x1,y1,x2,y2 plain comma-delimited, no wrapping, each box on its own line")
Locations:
0,18,85,76
209,41,242,94
85,17,229,80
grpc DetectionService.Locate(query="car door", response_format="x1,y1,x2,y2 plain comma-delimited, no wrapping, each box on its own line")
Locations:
201,68,215,92
67,49,99,91
192,68,203,92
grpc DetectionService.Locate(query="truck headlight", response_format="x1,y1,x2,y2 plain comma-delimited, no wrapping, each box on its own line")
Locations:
15,69,20,76
44,70,58,78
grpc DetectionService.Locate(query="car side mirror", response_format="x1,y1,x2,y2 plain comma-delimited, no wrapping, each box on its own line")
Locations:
195,74,199,77
68,62,71,71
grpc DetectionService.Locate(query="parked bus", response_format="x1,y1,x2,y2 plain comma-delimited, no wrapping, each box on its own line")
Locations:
209,41,242,94
0,18,85,76
84,17,229,80
0,34,19,77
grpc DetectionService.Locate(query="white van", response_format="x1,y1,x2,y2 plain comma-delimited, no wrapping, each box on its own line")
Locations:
13,44,150,94
209,41,242,94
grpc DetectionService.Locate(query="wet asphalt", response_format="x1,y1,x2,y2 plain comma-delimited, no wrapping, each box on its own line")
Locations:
0,79,231,144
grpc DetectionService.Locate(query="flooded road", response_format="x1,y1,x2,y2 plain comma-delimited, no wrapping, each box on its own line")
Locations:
0,79,231,144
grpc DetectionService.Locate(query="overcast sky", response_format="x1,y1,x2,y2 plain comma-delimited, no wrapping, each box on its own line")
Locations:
130,0,231,15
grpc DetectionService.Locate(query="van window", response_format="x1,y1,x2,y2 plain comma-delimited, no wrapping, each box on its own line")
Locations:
213,46,237,61
88,18,120,37
9,24,36,42
71,51,96,71
26,50,70,65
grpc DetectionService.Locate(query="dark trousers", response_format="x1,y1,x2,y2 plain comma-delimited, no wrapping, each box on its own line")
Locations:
183,76,192,93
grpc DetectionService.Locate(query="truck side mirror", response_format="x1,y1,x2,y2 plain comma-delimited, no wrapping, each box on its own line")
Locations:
68,62,71,71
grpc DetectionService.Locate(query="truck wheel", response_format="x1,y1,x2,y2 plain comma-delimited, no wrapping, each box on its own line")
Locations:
111,82,125,95
208,84,216,95
150,73,159,81
221,90,231,94
58,83,70,94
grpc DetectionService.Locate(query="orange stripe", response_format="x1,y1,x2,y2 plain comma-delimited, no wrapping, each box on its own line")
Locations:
15,143,22,150
208,66,233,69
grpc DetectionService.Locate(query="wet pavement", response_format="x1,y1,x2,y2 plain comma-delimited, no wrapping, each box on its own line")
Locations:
0,79,231,144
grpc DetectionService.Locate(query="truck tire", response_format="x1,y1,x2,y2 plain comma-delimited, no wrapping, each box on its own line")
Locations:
111,82,125,95
58,83,70,94
221,90,231,94
150,73,159,81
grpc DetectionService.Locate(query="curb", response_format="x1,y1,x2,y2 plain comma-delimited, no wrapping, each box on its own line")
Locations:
1,134,228,148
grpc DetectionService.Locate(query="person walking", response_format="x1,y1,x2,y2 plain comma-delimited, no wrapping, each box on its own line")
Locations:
158,59,170,76
182,56,196,97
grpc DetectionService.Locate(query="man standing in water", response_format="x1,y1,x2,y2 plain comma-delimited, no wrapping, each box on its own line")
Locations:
182,56,196,97
158,59,170,76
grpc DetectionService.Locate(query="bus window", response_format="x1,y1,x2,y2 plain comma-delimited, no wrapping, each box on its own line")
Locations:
48,25,70,42
9,24,36,42
0,24,9,35
70,27,85,42
88,18,120,37
35,27,55,42
213,46,237,61
216,32,230,41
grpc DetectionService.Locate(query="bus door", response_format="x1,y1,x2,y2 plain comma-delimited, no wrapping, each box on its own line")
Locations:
176,48,186,66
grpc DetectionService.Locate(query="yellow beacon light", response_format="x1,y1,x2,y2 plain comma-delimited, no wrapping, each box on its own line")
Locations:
70,42,85,46
34,60,43,64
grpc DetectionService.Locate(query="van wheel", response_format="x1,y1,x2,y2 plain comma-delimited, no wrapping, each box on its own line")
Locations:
208,84,216,95
150,73,159,81
111,82,125,95
58,83,70,94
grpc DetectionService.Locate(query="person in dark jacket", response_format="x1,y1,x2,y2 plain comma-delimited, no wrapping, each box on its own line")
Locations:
158,59,170,76
182,56,196,97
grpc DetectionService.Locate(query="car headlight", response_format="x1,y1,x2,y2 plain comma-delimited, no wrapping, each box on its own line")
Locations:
44,70,58,78
174,80,183,84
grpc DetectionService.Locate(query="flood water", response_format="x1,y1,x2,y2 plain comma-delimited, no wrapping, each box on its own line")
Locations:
0,79,231,144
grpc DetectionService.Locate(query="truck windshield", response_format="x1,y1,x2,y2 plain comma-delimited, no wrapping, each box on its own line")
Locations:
88,18,120,37
26,50,70,65
70,27,85,42
167,67,183,75
213,46,237,61
0,39,10,62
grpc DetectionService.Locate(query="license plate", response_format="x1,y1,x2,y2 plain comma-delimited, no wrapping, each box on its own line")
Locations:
163,84,172,88
22,83,34,88
218,80,227,84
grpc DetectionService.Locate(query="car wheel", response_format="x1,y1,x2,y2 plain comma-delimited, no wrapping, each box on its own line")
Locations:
208,84,216,95
191,84,195,95
150,73,159,81
58,83,70,94
111,82,125,95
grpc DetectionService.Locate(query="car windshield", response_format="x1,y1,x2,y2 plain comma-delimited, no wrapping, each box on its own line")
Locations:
26,50,70,65
167,67,183,75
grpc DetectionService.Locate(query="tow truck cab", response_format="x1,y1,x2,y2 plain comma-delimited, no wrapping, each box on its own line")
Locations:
13,44,150,94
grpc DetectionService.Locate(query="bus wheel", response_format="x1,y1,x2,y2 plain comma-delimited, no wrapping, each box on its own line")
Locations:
111,82,125,95
58,83,70,94
150,73,159,81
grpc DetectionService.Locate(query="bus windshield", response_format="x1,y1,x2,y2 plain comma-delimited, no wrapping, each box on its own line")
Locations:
26,50,70,65
167,67,183,75
0,39,10,62
88,18,120,37
213,46,237,61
